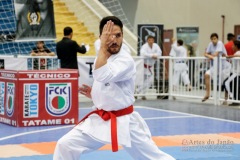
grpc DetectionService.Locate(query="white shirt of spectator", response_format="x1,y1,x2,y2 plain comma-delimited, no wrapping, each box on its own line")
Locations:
206,40,229,69
206,40,226,56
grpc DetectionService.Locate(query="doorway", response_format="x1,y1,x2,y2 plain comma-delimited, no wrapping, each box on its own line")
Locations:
234,25,240,40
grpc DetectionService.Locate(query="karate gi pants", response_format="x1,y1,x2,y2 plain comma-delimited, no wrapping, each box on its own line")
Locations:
53,112,175,160
224,72,238,98
173,63,190,87
136,67,154,94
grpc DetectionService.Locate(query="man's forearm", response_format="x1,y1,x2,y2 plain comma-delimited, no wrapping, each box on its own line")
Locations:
204,53,212,58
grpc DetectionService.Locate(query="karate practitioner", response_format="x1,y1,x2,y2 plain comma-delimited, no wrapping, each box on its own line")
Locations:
170,38,191,91
53,16,175,160
137,35,162,100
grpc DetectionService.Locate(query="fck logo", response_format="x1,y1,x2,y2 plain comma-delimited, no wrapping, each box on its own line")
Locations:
46,83,71,116
6,83,15,117
7,85,14,94
49,86,67,95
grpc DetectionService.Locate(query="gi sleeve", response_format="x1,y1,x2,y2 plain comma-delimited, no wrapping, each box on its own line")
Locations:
171,42,181,53
154,43,162,57
140,44,153,58
93,55,135,83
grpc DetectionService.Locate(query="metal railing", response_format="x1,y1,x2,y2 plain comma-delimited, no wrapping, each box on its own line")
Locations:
138,56,240,106
0,55,239,106
18,55,60,70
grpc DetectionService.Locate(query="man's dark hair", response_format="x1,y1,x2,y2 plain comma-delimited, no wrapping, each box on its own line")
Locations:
210,33,218,39
147,35,155,40
234,40,240,49
227,33,235,41
99,16,123,35
177,39,184,46
64,27,73,36
37,41,44,44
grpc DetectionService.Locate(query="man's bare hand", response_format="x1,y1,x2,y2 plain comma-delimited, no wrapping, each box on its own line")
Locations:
100,20,115,50
152,54,158,59
209,55,214,60
79,84,92,99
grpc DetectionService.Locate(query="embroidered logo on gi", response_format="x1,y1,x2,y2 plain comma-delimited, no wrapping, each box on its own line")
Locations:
46,83,71,116
27,11,41,25
0,82,5,115
6,83,15,117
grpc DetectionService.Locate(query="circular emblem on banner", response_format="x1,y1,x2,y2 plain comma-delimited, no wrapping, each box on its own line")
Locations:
46,83,71,116
6,95,14,117
47,95,70,116
27,12,41,25
52,96,66,109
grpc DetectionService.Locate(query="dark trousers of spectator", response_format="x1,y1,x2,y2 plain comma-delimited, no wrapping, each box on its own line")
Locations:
188,60,195,86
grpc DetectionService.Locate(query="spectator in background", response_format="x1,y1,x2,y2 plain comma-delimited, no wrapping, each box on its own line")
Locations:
170,38,191,91
225,33,235,56
202,33,231,102
136,35,162,100
30,41,55,56
223,40,240,106
30,41,55,70
56,26,86,69
186,40,198,86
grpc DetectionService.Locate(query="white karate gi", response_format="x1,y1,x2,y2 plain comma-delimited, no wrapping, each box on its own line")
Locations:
170,42,190,87
137,42,162,94
53,47,175,160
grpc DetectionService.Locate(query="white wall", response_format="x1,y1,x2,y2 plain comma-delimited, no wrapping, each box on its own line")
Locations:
120,0,240,55
189,0,240,55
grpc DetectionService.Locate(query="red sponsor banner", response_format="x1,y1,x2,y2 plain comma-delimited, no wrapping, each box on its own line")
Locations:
0,72,18,126
0,69,79,127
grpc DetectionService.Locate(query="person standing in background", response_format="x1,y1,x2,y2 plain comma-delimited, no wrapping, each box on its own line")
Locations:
30,41,55,56
56,26,86,69
30,41,55,70
225,33,235,56
186,40,198,86
136,35,162,100
223,40,240,106
202,33,231,102
170,38,192,91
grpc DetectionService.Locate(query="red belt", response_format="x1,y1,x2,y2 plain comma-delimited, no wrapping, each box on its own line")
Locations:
144,64,152,74
77,105,134,152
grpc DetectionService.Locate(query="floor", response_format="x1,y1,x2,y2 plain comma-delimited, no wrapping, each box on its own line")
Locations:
0,99,240,160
